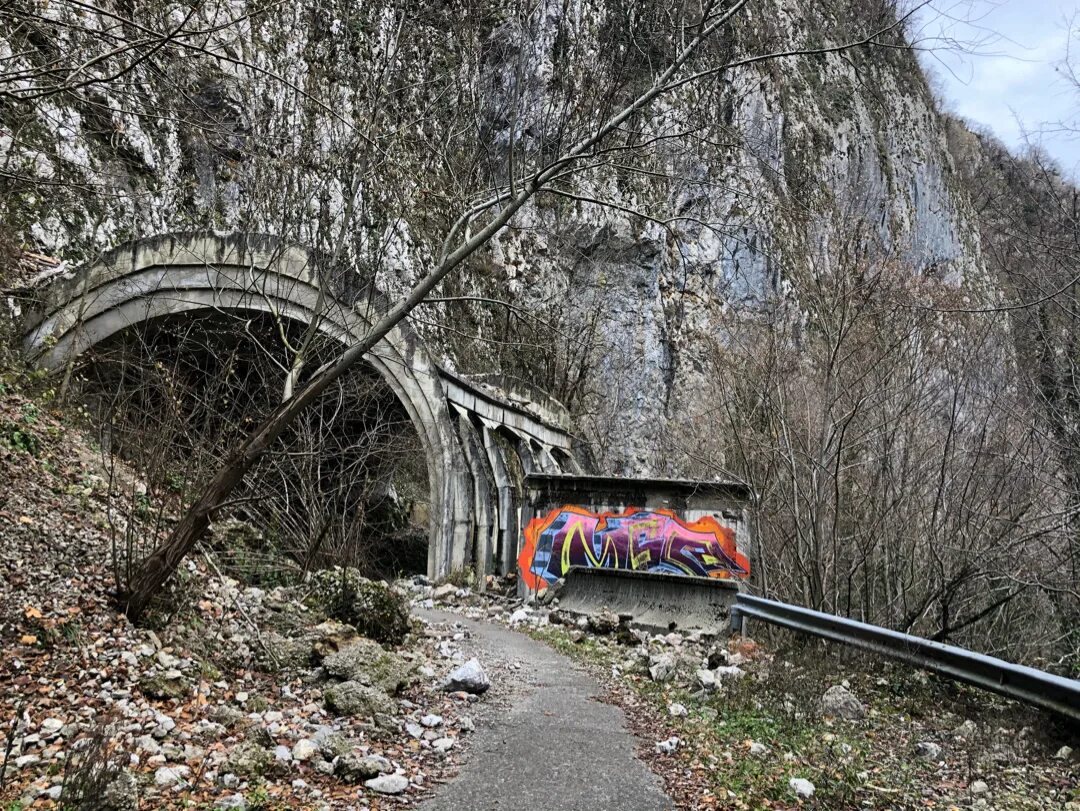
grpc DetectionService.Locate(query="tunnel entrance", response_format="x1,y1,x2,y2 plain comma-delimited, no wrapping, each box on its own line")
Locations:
72,309,431,584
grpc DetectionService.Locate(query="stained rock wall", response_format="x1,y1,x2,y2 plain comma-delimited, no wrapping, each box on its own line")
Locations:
1,0,987,473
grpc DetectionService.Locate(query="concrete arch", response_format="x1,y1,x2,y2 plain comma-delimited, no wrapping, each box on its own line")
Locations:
21,233,473,578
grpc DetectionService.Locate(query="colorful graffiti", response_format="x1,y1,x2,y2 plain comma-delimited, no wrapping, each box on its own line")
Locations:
517,505,750,590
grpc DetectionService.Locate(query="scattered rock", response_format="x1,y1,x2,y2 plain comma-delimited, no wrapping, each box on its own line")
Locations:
323,639,414,695
789,777,815,798
433,737,455,754
820,684,866,720
648,653,677,682
952,719,978,739
441,658,490,694
586,608,619,635
432,584,458,603
713,664,746,681
154,765,189,787
509,608,531,625
749,742,769,757
291,739,318,762
970,780,989,794
323,680,396,718
139,672,190,701
668,702,688,717
100,769,139,811
420,713,443,728
655,736,680,754
364,773,410,795
915,741,942,760
336,752,388,783
1055,745,1073,760
223,741,272,779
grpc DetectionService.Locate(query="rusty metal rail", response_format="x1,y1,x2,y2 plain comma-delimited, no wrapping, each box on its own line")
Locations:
730,594,1080,722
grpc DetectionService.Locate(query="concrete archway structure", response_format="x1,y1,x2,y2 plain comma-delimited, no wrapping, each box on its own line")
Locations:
20,233,580,582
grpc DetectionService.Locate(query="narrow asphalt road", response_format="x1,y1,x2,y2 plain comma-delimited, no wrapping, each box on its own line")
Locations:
416,609,673,811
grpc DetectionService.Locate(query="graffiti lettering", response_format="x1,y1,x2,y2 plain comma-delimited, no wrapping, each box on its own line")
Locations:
518,506,750,590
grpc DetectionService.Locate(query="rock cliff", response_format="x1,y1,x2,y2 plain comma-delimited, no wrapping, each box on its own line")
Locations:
1,0,988,471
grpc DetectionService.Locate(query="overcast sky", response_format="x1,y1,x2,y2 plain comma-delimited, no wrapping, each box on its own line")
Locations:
910,0,1080,178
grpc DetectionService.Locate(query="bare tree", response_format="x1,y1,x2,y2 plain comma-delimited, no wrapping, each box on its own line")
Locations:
670,208,1075,661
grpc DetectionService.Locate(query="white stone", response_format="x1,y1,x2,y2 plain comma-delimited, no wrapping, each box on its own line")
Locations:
433,737,454,754
668,703,688,717
655,736,680,754
292,739,318,762
820,684,865,720
365,773,409,794
714,665,746,681
154,765,188,787
970,780,989,794
789,778,815,798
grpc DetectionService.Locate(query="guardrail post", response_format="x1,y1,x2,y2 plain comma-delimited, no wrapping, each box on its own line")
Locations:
729,604,744,636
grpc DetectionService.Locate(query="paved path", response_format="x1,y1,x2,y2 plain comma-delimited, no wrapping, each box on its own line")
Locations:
417,610,673,811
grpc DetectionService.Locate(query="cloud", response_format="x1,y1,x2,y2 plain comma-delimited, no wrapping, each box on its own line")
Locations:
915,0,1080,176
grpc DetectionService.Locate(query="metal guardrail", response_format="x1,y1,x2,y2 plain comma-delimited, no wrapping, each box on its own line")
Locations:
730,593,1080,722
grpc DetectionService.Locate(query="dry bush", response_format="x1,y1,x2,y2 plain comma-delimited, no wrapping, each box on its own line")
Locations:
673,219,1077,666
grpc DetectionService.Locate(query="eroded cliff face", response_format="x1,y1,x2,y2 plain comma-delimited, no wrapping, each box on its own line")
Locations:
1,0,986,473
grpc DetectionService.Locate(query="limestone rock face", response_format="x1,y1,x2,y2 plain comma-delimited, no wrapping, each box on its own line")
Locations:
4,0,988,471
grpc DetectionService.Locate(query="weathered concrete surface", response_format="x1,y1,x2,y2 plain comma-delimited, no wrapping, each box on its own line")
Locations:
19,233,580,585
556,567,740,635
418,609,673,811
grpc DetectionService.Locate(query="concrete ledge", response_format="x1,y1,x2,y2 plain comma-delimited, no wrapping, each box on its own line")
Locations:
555,566,742,635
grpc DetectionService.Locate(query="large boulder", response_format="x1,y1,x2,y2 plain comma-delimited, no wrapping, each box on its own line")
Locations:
323,639,414,695
308,569,411,646
323,680,396,719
